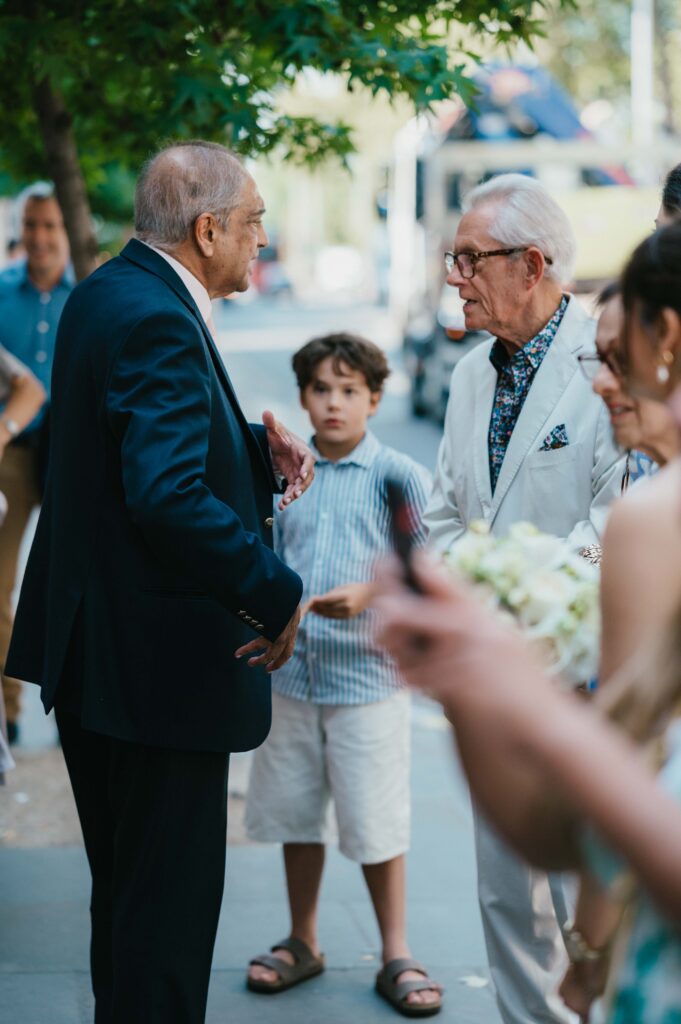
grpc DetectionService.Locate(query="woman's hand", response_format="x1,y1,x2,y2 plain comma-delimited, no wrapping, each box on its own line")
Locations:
374,552,547,713
559,959,610,1023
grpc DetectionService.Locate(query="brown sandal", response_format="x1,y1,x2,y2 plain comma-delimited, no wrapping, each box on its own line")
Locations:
247,936,325,994
376,958,443,1018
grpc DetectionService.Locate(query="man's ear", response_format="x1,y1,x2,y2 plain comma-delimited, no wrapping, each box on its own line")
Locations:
299,388,309,412
524,247,546,288
194,213,216,257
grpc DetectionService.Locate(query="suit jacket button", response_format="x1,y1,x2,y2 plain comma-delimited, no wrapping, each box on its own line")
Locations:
256,624,265,632
264,517,274,528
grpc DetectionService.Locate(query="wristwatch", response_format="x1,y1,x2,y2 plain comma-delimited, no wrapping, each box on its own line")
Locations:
562,922,606,963
0,416,19,439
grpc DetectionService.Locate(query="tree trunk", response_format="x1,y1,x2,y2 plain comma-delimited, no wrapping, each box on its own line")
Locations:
33,76,98,281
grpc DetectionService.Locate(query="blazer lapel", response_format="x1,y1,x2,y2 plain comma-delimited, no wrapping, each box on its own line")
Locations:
472,357,496,510
490,298,588,518
120,240,273,481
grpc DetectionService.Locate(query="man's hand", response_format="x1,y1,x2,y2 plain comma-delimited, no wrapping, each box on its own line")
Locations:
262,410,315,511
234,605,301,673
305,583,376,620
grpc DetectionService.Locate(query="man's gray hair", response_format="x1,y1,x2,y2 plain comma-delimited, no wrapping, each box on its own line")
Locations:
134,141,248,250
462,174,577,285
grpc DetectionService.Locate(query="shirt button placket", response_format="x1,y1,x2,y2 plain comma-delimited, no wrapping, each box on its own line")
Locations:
307,470,325,696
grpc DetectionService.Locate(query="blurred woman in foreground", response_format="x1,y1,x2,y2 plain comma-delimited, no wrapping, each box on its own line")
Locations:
377,223,681,1022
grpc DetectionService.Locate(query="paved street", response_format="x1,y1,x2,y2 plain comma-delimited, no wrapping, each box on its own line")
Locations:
0,298,501,1024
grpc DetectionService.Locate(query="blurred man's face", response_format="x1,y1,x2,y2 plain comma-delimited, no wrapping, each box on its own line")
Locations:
22,197,69,280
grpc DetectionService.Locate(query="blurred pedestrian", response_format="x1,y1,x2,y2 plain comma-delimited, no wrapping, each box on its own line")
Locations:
0,347,46,756
6,141,313,1024
426,173,623,1024
245,333,441,1016
0,182,72,744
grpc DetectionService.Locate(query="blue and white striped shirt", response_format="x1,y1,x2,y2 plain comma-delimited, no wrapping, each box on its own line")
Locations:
273,430,432,705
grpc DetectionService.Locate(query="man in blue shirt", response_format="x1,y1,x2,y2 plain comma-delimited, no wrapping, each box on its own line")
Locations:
0,183,72,741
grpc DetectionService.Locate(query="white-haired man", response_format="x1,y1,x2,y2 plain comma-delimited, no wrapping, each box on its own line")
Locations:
425,174,623,1024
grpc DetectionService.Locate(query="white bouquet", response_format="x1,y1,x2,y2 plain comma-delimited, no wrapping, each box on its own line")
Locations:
443,521,600,688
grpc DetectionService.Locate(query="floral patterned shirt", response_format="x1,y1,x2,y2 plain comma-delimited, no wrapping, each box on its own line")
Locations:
488,295,568,493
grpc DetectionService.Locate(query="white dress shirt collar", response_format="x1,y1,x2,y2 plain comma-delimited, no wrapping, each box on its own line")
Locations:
145,243,214,330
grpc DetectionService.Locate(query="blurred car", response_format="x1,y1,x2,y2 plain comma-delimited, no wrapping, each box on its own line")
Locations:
404,285,489,421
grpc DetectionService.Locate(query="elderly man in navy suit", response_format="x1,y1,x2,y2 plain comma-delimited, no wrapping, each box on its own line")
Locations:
7,141,313,1024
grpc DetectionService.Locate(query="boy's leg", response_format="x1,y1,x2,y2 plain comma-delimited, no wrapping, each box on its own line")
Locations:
245,693,331,985
249,843,326,984
284,842,325,952
362,856,440,1008
327,692,441,1009
362,854,408,963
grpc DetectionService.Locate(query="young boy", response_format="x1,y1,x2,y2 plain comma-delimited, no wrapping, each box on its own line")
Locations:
244,333,442,1017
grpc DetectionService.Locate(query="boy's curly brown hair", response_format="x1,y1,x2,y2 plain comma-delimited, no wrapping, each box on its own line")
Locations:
292,332,390,393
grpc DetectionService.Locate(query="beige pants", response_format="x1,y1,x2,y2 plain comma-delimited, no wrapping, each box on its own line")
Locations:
0,445,40,723
474,807,578,1024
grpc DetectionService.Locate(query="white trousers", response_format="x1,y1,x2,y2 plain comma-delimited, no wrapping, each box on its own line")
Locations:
474,808,579,1024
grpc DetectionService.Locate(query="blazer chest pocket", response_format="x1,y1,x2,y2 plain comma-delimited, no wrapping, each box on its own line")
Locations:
527,444,579,470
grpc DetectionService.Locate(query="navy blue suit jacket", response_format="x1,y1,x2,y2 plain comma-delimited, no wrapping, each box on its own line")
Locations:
6,240,303,753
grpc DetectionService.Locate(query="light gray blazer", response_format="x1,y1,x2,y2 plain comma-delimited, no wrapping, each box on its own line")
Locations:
425,296,625,552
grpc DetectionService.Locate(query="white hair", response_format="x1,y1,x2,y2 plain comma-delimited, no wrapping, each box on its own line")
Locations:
134,141,248,250
462,174,576,285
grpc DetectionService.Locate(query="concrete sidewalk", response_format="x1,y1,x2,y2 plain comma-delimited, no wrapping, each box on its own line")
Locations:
0,699,500,1024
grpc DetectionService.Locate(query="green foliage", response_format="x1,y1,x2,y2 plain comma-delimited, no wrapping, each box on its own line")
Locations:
538,0,631,107
0,0,573,203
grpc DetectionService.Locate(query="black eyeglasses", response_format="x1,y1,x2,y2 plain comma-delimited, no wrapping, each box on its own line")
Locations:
444,247,554,279
577,349,626,381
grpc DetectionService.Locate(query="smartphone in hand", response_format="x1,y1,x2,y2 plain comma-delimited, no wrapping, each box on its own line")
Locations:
385,478,423,594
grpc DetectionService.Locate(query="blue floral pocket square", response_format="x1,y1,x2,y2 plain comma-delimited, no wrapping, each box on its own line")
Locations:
538,424,569,451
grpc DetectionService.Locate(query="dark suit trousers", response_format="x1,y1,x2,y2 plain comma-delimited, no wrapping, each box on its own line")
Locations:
55,706,230,1024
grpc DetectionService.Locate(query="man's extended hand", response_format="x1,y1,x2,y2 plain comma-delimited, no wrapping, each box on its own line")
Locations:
305,583,376,620
234,605,301,673
262,410,315,510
